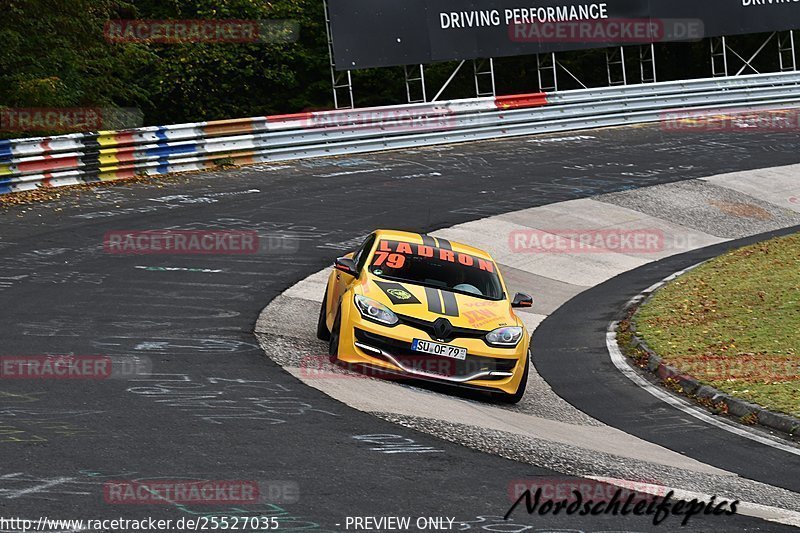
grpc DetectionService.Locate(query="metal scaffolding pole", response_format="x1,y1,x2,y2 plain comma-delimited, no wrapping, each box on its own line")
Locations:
710,36,729,77
404,65,427,103
639,44,657,83
473,58,496,97
779,30,797,71
323,0,353,109
431,61,465,102
606,46,627,86
537,53,558,91
732,33,775,75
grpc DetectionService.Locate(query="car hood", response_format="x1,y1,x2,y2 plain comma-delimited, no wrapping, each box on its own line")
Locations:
356,276,519,331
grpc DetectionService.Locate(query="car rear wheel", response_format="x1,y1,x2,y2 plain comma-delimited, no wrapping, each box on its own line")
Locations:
316,291,330,341
493,349,530,404
328,309,341,363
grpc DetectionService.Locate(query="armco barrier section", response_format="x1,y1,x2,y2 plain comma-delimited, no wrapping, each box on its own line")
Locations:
3,71,800,194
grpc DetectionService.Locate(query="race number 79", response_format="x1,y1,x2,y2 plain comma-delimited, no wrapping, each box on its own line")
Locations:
372,252,405,268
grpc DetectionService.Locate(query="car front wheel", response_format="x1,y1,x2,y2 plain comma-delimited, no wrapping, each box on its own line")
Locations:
328,308,341,363
316,291,330,341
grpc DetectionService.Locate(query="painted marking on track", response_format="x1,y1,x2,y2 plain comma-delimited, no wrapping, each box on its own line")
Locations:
4,477,72,499
134,266,223,273
0,391,45,403
93,337,257,355
30,272,106,284
392,172,442,180
125,374,339,425
313,167,393,178
352,434,444,454
606,265,800,457
148,190,260,204
453,515,539,531
527,135,596,144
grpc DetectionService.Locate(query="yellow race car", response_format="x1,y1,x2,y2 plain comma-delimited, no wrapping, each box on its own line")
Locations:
317,230,533,403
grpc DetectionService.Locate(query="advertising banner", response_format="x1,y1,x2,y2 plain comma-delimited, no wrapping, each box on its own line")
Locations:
328,0,800,70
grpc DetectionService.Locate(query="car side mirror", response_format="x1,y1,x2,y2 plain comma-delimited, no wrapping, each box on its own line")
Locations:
334,257,358,277
511,293,533,308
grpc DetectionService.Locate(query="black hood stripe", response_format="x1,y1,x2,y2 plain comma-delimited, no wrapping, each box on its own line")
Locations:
424,287,443,314
437,238,453,250
440,290,459,317
421,234,436,247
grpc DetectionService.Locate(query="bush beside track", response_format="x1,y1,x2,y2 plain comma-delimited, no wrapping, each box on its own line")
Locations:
627,232,800,425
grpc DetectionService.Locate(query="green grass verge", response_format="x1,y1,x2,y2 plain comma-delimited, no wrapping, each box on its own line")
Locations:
634,231,800,418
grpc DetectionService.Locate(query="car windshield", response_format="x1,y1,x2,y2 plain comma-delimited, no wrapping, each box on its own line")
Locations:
368,240,504,300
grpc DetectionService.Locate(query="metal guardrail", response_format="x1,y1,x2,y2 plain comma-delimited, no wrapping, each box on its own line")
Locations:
3,71,800,194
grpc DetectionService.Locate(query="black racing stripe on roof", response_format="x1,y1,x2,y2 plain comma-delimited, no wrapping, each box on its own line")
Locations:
437,238,452,250
421,234,436,247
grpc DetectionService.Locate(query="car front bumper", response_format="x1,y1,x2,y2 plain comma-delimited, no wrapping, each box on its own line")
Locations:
336,302,528,395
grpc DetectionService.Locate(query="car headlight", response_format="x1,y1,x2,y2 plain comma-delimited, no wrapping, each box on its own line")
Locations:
354,295,399,326
485,326,523,347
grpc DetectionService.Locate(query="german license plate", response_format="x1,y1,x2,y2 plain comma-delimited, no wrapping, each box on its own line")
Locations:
411,339,467,360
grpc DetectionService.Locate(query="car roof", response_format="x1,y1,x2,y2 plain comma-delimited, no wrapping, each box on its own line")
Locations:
372,229,494,261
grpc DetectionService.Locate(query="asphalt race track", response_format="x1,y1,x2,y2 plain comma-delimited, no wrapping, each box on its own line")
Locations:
1,124,800,532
